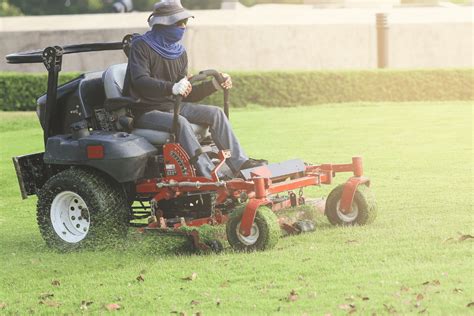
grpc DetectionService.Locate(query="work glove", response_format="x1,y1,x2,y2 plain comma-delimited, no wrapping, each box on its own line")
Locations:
212,73,232,90
172,77,192,96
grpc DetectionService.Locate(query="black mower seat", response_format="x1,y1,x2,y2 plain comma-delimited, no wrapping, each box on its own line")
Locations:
102,63,210,146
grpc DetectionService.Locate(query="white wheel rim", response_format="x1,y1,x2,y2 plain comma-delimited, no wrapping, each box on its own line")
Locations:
336,200,359,223
50,191,90,243
236,222,260,246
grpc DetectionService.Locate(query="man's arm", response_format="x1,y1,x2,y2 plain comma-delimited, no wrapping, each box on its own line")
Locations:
128,39,174,98
184,80,218,103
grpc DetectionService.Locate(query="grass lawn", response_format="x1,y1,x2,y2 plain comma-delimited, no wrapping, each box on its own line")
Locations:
0,101,472,315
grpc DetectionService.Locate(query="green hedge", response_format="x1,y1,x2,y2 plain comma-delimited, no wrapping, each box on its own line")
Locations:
0,69,472,111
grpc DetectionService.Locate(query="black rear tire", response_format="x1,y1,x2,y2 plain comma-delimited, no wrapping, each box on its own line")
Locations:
37,168,129,251
325,184,377,226
226,206,280,251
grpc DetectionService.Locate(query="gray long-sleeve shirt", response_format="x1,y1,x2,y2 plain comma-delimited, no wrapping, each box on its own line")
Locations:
123,38,217,116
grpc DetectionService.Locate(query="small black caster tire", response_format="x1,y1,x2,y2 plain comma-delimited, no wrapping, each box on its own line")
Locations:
226,206,280,251
325,184,377,226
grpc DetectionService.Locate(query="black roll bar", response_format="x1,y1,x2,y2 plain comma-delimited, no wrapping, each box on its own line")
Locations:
6,42,125,64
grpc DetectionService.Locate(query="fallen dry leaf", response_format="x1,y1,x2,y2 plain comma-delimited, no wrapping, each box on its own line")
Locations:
136,274,145,282
51,280,60,287
182,272,198,281
453,288,463,294
416,294,424,301
80,301,93,310
402,299,412,305
104,303,121,311
458,234,474,241
179,313,187,316
339,304,350,310
383,304,397,314
190,300,200,306
193,312,202,316
39,300,61,307
0,303,6,309
432,280,440,286
339,303,355,310
467,302,474,308
400,285,411,292
38,293,54,300
287,289,298,302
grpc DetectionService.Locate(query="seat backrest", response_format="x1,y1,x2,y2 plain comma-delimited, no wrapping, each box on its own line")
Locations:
103,63,128,99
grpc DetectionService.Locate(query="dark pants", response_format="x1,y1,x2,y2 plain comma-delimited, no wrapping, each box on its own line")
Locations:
135,103,248,178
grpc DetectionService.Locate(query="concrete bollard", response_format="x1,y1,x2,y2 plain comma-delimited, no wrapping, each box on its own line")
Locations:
376,13,389,68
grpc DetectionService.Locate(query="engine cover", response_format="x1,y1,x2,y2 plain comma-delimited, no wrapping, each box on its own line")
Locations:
44,131,157,183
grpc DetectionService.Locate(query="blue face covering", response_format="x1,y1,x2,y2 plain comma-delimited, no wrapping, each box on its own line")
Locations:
140,25,186,60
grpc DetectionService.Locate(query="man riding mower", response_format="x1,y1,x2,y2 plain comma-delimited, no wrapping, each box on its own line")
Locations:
6,0,377,252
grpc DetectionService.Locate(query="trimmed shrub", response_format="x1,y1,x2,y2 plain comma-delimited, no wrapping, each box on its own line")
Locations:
0,69,472,111
0,73,79,111
205,69,474,107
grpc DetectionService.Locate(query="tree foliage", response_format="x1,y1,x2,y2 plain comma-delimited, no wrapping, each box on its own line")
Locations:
0,0,22,16
133,0,221,10
4,0,223,16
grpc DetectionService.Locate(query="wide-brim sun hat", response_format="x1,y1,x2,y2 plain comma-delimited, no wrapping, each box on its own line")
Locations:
148,0,194,27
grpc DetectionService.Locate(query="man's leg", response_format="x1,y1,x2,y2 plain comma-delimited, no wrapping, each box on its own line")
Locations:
179,103,248,173
135,110,216,178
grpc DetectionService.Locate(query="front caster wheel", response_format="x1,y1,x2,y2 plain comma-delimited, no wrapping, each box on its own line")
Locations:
325,184,377,226
226,206,280,251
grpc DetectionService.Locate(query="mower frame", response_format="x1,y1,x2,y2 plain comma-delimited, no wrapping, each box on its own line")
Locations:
7,35,375,251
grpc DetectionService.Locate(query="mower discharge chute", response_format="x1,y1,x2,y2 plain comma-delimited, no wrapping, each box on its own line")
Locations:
7,35,377,252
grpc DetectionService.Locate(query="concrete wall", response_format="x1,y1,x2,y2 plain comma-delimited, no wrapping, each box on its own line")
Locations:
0,6,472,73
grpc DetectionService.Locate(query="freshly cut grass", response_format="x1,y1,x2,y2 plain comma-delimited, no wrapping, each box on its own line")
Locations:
0,101,473,315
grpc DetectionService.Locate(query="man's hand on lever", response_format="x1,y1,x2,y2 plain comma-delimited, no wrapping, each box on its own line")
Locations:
172,77,192,97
